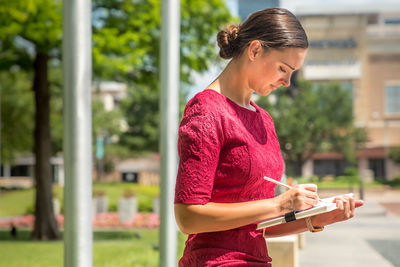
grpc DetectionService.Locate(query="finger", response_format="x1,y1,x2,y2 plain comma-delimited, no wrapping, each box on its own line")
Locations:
305,196,318,207
349,197,355,218
336,199,344,210
343,198,351,217
304,191,319,205
301,184,318,192
297,195,317,210
355,200,364,208
349,197,355,211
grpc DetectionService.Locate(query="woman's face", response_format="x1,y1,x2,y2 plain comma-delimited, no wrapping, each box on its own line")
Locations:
247,45,307,96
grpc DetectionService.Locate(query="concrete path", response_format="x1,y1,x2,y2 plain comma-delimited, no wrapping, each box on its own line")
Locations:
299,191,400,267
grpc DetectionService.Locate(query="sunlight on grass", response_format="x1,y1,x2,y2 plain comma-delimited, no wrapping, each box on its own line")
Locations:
0,183,159,217
294,176,387,189
0,188,35,216
0,229,186,267
0,241,63,267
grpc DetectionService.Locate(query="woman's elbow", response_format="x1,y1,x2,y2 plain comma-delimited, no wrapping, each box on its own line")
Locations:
174,204,197,235
176,220,193,235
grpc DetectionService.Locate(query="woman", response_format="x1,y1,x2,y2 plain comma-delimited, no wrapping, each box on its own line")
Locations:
174,8,363,266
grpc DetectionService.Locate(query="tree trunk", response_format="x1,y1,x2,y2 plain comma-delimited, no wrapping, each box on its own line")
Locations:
31,52,61,240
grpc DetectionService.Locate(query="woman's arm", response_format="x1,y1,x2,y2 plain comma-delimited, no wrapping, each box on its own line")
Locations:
264,195,364,238
175,184,319,234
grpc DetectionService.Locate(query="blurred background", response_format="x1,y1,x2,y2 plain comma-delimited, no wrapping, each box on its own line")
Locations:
0,0,399,266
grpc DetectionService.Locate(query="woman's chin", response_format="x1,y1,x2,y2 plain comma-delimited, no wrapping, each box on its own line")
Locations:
257,89,273,97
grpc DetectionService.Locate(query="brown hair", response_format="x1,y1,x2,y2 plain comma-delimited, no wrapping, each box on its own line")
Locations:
217,8,308,59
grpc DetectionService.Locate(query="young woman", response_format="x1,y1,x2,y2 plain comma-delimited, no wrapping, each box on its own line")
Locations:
174,8,363,266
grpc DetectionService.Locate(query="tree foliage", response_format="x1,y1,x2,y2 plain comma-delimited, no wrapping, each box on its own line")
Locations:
388,147,400,164
256,80,367,176
0,0,235,239
0,0,63,240
92,0,235,152
0,71,34,163
92,98,124,140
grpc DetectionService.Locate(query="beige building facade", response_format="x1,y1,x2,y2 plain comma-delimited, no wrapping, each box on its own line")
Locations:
297,10,400,180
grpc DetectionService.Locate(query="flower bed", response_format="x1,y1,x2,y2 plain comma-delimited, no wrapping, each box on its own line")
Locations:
0,212,160,229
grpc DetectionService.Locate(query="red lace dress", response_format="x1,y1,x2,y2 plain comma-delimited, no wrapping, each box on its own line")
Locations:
175,89,284,266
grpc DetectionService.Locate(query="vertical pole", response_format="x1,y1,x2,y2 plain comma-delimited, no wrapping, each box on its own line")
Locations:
63,0,93,266
160,0,180,266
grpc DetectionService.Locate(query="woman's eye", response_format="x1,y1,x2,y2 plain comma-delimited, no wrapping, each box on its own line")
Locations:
279,66,287,73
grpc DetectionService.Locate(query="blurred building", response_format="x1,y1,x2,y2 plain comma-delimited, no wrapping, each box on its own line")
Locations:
0,81,129,187
297,8,400,180
115,155,160,186
92,81,127,111
0,156,64,189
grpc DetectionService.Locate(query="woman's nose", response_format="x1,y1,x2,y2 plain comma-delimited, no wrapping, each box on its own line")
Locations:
281,75,291,87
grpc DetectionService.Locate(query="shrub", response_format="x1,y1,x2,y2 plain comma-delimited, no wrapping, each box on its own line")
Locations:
343,167,360,184
138,197,153,212
25,204,34,215
388,147,400,164
109,203,118,212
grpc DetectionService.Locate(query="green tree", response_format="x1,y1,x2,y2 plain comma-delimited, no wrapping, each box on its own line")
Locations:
0,71,34,163
256,80,366,176
92,0,235,152
0,0,234,240
92,98,124,141
388,147,400,164
92,96,126,176
0,0,62,239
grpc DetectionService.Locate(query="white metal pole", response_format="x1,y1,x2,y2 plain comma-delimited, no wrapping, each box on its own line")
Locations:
160,0,180,266
63,0,93,266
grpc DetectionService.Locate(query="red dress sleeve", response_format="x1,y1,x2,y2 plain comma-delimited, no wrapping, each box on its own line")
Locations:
174,95,223,205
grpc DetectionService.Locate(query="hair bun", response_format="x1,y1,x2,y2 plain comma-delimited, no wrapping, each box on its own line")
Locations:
217,25,239,59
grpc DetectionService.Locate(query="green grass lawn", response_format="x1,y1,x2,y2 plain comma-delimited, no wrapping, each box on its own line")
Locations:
0,229,186,267
0,183,159,216
0,188,36,216
293,177,387,189
0,179,393,217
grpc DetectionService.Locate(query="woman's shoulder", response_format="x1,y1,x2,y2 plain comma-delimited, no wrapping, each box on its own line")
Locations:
184,89,227,116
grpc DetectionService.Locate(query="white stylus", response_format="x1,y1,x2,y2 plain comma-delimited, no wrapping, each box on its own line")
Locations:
263,176,293,189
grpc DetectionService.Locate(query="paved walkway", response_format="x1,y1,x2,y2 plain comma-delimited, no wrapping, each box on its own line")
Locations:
299,190,400,267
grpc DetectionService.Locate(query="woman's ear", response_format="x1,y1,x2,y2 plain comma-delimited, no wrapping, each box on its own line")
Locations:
247,40,262,61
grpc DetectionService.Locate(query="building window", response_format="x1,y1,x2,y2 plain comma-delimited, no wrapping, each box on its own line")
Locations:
368,159,386,180
122,172,138,183
385,18,400,25
385,85,400,114
313,160,350,177
10,165,30,177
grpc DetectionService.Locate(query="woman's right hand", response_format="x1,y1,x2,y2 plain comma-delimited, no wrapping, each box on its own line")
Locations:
275,184,319,212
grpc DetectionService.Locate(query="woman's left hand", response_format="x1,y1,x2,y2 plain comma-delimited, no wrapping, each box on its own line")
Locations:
311,196,364,227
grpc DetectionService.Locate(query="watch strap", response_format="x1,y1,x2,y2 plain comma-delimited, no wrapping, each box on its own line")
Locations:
305,217,324,233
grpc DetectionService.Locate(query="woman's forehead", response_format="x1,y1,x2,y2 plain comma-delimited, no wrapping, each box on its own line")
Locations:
267,48,307,69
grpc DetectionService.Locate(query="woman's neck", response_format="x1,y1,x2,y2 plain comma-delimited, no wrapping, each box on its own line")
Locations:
208,59,255,110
